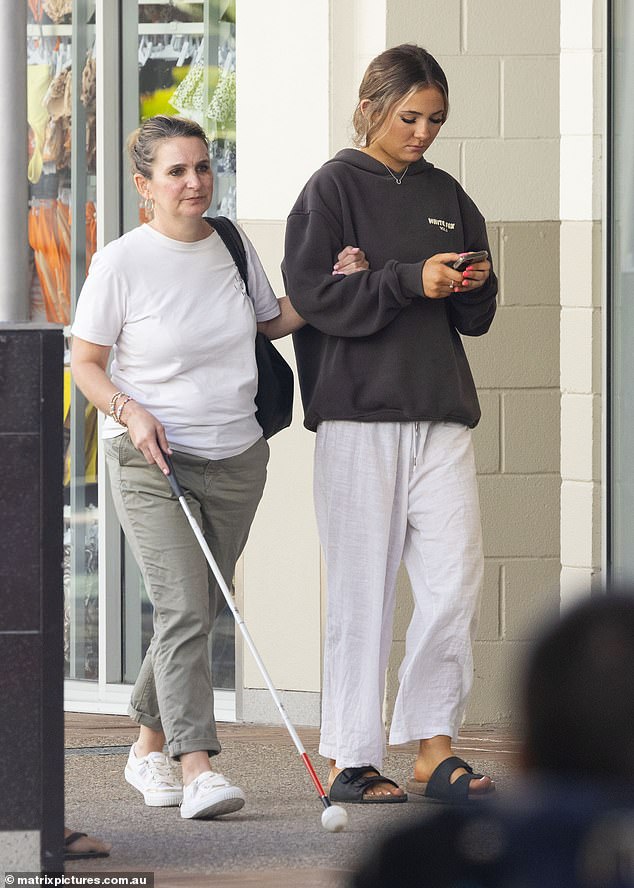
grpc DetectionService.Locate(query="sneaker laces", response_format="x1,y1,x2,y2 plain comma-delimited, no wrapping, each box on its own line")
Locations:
190,770,231,794
144,752,180,787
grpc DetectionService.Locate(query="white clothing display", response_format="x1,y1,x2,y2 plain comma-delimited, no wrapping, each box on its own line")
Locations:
314,420,484,770
72,223,280,460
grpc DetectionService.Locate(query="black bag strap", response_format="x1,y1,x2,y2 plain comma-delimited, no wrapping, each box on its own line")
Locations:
205,216,249,295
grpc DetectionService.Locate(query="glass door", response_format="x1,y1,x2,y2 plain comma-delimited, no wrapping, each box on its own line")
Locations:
42,0,239,713
27,0,99,681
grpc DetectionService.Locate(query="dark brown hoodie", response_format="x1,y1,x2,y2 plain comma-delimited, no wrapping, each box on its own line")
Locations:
282,148,497,432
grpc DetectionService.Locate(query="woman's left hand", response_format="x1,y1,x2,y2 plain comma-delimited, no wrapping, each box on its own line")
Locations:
457,258,491,293
423,253,491,299
333,246,369,275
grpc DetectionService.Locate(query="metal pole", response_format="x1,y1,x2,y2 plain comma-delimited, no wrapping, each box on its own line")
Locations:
95,0,124,687
120,0,140,234
0,3,29,321
205,0,221,215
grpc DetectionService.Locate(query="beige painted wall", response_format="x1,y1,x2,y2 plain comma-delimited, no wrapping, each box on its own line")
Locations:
236,0,334,721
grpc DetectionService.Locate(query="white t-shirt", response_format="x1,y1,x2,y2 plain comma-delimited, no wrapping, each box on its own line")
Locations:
71,223,280,460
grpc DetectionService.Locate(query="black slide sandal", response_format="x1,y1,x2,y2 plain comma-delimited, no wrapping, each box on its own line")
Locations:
329,766,407,804
406,756,495,804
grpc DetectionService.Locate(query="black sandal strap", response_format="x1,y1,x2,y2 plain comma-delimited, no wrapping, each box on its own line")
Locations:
425,756,483,802
329,766,400,802
342,768,399,790
64,832,88,847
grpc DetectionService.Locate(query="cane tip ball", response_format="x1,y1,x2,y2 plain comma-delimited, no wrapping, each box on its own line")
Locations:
321,804,348,832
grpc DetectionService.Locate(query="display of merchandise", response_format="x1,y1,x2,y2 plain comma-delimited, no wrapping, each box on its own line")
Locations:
169,59,206,118
63,507,99,680
26,0,237,688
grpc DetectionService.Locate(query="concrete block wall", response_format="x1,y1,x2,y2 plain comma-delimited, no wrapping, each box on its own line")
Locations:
385,0,562,725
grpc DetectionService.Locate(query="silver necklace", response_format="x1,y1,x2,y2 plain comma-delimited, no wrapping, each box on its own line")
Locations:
380,161,410,184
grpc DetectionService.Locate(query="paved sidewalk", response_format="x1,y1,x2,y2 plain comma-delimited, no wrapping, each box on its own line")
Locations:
64,713,521,888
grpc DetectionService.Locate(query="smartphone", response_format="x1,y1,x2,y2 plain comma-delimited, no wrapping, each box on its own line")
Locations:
450,250,488,271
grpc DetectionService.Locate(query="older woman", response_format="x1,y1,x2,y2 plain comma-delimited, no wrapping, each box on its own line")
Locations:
71,115,365,820
283,46,498,805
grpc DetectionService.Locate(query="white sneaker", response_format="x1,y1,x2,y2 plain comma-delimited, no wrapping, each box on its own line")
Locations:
124,744,183,807
180,770,245,819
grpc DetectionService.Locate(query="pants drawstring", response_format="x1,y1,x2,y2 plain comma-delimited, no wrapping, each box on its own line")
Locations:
413,421,420,468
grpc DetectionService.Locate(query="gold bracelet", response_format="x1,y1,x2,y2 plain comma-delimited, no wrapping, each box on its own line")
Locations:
108,391,125,420
115,396,134,427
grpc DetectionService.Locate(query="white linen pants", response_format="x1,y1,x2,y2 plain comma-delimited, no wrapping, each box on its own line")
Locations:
314,420,484,770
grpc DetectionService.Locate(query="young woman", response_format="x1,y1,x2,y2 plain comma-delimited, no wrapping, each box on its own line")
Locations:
71,115,366,820
282,46,498,804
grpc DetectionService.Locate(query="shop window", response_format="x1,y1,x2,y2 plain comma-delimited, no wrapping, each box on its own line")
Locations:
27,0,99,681
26,0,238,693
123,0,236,229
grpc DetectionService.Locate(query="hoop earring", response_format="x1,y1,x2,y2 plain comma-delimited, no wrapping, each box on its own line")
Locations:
144,196,154,214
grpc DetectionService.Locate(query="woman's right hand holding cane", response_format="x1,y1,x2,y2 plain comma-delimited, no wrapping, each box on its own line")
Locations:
121,399,172,475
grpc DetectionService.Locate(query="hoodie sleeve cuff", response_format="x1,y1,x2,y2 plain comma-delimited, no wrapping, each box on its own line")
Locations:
395,261,425,298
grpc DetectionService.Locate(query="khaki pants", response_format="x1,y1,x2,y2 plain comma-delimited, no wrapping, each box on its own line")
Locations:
105,434,268,758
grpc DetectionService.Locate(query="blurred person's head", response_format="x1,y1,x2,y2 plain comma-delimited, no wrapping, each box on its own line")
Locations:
522,591,634,782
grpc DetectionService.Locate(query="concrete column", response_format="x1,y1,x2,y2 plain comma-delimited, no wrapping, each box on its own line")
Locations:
0,4,29,321
559,0,603,602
